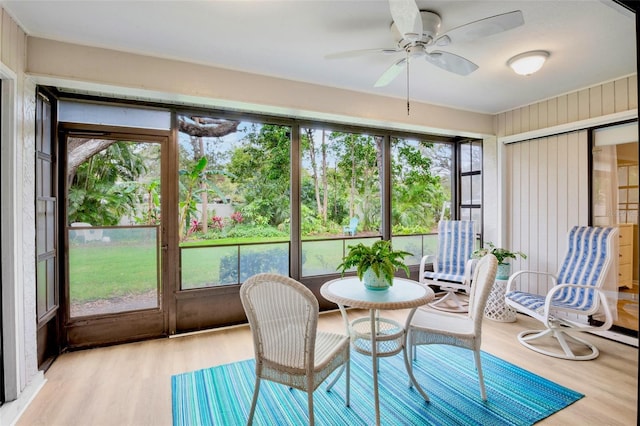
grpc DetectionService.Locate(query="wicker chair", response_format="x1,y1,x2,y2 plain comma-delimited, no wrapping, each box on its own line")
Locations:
239,273,350,425
406,254,497,402
505,226,617,360
419,220,476,312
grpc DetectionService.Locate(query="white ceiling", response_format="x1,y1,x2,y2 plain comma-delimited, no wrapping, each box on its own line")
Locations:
2,0,637,114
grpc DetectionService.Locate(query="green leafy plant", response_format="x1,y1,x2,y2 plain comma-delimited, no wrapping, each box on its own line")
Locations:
337,240,412,285
473,241,527,265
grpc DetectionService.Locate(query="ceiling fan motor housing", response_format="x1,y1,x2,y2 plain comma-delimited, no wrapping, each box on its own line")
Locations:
391,10,442,47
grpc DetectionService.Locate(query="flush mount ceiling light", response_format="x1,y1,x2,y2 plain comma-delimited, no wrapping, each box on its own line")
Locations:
507,50,550,76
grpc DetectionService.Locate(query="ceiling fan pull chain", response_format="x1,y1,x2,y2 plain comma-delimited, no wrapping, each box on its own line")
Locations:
406,50,410,116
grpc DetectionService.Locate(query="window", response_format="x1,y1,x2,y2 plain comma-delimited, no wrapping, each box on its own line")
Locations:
391,137,453,265
177,115,291,288
459,140,482,240
300,128,382,277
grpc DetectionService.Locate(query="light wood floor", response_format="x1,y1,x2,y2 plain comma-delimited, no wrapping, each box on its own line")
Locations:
17,310,638,426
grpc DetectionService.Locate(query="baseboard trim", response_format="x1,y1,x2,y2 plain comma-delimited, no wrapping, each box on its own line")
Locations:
0,371,46,426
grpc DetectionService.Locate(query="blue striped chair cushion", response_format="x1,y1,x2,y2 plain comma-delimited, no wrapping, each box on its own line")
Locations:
506,226,614,314
424,271,467,283
426,220,474,284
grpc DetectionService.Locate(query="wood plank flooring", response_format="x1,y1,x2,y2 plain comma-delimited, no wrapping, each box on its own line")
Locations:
17,310,638,426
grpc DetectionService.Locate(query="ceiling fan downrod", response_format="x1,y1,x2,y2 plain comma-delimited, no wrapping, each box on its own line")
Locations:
406,50,410,116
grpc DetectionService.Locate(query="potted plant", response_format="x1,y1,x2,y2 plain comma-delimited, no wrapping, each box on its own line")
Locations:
337,240,412,291
473,241,527,280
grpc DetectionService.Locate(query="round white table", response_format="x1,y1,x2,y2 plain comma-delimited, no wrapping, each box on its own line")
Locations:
321,277,434,426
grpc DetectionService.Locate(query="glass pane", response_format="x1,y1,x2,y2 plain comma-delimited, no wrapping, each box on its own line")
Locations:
460,142,471,173
390,235,422,266
422,233,437,260
177,114,291,288
181,246,239,289
618,166,629,186
239,244,289,282
471,141,482,171
59,100,171,130
37,260,47,316
301,127,381,239
619,189,628,203
66,136,162,317
302,240,345,277
629,165,638,185
301,237,380,277
391,138,452,236
461,175,471,205
68,226,159,317
471,174,482,205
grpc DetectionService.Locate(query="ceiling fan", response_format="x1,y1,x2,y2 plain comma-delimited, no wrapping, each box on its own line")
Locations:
326,0,525,88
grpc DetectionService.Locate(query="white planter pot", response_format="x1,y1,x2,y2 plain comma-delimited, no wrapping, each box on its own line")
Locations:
363,268,391,291
496,263,511,280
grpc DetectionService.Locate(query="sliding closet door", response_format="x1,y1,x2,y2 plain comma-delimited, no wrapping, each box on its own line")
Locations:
503,131,589,294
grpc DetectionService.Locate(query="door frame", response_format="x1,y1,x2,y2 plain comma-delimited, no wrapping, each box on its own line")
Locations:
59,123,176,348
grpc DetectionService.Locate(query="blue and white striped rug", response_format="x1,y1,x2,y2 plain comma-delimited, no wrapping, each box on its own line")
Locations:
172,345,582,425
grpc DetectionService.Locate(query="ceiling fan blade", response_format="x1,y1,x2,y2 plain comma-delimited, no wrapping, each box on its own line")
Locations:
325,47,401,60
374,57,407,87
388,0,422,41
425,51,478,76
435,10,524,45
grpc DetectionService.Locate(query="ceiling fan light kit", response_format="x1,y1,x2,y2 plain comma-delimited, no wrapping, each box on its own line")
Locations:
507,50,549,76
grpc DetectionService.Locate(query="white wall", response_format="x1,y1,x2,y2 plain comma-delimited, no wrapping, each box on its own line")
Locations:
26,37,495,140
0,7,43,426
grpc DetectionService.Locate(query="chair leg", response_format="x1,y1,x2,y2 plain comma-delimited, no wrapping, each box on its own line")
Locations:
247,377,261,425
473,349,487,401
346,358,350,407
308,390,315,426
325,365,344,391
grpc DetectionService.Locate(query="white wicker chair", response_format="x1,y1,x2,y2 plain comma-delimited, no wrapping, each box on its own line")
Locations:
419,220,477,312
406,254,497,401
239,273,350,425
505,226,617,360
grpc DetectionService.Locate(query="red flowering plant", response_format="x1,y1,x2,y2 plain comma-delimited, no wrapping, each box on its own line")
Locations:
211,216,224,230
230,211,244,224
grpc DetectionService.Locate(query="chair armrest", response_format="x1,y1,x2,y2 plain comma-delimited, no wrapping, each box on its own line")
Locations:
464,258,478,283
543,283,613,329
505,270,557,293
418,255,435,282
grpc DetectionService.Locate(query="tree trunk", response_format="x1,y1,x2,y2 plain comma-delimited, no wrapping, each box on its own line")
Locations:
199,137,208,233
321,133,328,223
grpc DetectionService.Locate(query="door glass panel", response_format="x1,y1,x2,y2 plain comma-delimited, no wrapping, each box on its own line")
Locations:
176,115,291,288
68,226,159,317
66,138,161,318
592,124,638,335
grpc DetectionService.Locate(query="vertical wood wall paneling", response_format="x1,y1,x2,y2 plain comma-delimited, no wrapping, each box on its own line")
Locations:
602,81,616,115
590,85,603,118
578,88,590,121
614,78,629,112
505,131,589,294
629,75,638,109
547,97,558,127
546,136,559,279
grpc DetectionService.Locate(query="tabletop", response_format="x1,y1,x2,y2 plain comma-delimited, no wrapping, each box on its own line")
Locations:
321,276,434,310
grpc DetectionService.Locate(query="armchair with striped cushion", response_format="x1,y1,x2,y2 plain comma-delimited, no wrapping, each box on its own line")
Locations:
505,226,617,360
419,220,476,312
